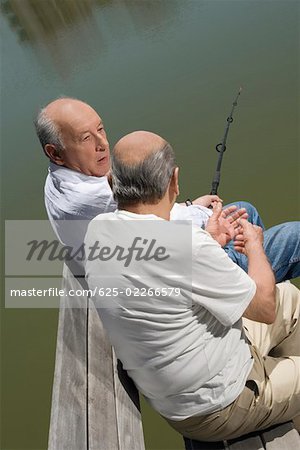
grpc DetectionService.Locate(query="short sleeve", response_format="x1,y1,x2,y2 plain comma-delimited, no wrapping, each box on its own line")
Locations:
192,229,256,326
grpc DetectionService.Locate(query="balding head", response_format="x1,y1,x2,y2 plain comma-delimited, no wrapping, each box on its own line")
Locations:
43,98,96,134
45,97,86,116
35,97,110,177
111,131,177,208
113,131,167,165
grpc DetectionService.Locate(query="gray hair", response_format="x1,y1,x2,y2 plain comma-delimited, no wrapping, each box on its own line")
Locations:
111,142,176,207
34,108,65,157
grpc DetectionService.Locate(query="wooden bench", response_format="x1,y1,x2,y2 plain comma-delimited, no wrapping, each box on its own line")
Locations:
48,266,300,450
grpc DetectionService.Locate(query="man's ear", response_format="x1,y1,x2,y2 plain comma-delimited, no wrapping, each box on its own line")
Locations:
168,167,179,201
172,167,180,196
44,144,65,165
106,170,113,189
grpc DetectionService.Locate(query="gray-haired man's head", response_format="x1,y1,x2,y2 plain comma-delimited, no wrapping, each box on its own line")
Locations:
34,97,110,177
111,131,178,208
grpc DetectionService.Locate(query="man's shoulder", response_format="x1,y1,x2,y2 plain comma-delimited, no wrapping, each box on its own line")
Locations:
85,212,118,243
90,211,118,222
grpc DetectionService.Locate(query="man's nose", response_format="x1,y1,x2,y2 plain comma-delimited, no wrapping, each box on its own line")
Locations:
95,134,108,150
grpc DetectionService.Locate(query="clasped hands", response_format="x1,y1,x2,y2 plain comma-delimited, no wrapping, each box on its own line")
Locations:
205,201,249,248
190,195,263,251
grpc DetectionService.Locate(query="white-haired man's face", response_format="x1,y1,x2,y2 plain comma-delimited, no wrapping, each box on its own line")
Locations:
47,101,111,177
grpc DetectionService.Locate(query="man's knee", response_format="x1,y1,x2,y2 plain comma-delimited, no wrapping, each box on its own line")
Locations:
225,200,256,211
279,221,300,239
225,200,260,218
276,282,300,313
235,201,257,213
225,201,264,228
267,221,300,237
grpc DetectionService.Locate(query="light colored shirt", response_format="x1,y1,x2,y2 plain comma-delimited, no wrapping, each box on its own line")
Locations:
170,202,212,228
44,163,211,247
44,162,117,247
85,210,256,420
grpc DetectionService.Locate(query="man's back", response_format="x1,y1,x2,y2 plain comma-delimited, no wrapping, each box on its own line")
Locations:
85,210,256,421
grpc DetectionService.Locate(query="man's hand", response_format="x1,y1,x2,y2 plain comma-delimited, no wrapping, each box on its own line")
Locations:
234,219,264,255
192,194,223,208
205,202,248,247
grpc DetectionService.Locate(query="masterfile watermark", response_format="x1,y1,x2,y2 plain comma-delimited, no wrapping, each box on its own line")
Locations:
26,236,170,267
5,219,192,308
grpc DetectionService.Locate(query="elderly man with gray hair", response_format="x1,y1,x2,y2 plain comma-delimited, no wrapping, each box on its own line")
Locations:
35,97,300,281
84,130,300,441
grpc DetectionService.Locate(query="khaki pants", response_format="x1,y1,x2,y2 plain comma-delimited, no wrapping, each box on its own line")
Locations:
165,283,300,441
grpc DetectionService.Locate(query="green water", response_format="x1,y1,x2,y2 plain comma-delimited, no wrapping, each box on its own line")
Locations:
1,0,299,449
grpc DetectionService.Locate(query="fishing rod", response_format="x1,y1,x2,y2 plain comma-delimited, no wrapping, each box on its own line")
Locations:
210,87,242,195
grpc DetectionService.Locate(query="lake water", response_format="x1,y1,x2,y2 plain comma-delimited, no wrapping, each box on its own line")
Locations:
1,1,299,449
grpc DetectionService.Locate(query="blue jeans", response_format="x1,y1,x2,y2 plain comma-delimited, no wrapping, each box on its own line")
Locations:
224,201,300,283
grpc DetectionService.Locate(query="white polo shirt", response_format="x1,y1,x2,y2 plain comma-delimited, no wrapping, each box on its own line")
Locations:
85,210,256,420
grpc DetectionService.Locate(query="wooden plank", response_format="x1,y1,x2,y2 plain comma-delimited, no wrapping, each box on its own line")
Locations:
87,301,119,450
49,265,146,450
48,265,87,450
113,350,146,450
262,422,300,450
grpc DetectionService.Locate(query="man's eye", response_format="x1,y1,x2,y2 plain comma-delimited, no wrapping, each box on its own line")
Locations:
83,135,90,141
98,127,104,133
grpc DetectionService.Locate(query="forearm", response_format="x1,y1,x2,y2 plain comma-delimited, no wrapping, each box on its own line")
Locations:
243,244,276,324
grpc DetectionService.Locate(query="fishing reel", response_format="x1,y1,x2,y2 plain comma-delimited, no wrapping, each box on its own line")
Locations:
216,143,226,152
